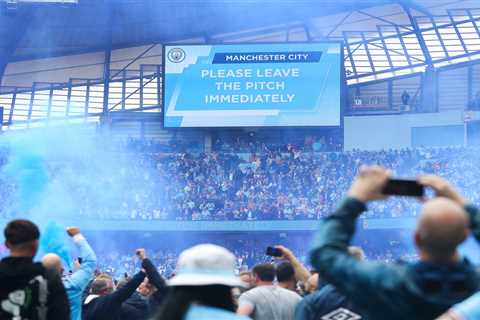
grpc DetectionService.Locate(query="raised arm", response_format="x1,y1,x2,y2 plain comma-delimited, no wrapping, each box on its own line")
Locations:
275,245,311,284
418,175,480,242
136,249,167,291
101,271,146,309
65,227,97,291
310,166,400,307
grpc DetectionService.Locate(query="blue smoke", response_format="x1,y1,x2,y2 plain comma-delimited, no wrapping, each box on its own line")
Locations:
38,222,73,269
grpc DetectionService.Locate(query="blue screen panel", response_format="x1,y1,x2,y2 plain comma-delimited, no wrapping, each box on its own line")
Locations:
163,43,341,127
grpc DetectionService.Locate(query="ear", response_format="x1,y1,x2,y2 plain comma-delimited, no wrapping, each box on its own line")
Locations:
5,241,11,249
414,231,422,248
31,240,39,253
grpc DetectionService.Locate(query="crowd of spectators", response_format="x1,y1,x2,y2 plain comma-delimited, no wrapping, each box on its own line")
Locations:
91,145,480,221
2,138,480,221
80,228,418,281
3,167,480,319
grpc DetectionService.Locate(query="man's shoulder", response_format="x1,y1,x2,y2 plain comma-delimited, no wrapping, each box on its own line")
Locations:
240,286,301,300
276,286,302,300
0,257,47,283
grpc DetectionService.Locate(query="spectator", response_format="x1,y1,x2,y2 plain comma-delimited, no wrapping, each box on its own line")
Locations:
237,263,302,320
155,244,249,320
276,262,296,291
310,166,480,319
276,245,311,287
42,226,96,320
0,219,70,320
82,254,147,320
295,247,365,320
239,271,254,290
120,248,168,320
401,90,411,110
304,274,319,295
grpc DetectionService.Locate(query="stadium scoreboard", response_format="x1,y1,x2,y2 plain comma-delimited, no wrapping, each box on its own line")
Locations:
163,42,342,128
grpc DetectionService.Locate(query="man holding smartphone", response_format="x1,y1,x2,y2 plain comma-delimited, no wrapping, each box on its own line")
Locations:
310,166,480,320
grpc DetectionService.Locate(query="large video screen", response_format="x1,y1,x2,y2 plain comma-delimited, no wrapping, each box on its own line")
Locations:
163,42,342,127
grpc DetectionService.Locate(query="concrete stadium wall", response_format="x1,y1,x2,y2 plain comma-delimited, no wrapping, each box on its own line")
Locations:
344,111,465,150
2,52,105,87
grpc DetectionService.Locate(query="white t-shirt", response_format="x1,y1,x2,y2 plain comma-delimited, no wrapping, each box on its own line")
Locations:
238,285,302,320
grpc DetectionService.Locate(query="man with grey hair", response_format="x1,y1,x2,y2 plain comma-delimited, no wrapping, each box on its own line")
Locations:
309,166,480,320
82,268,147,320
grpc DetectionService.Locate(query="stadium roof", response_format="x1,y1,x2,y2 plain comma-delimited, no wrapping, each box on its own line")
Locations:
1,1,480,80
0,1,470,57
1,0,480,128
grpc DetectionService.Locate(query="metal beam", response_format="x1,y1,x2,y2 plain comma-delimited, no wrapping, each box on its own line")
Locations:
428,15,450,59
357,10,412,32
397,0,433,18
401,4,433,66
102,1,113,118
325,11,353,39
447,10,469,54
347,14,480,47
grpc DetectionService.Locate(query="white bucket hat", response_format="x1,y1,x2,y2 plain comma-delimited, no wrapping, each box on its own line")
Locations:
168,244,246,287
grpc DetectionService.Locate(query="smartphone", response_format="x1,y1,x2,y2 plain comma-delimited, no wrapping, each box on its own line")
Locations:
78,257,83,264
382,179,424,197
266,246,283,257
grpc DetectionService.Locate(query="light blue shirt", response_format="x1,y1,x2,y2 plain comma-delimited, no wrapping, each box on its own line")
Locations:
185,305,250,320
452,292,480,320
63,234,97,320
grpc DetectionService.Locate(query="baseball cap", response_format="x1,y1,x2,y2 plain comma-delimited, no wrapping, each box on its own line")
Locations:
168,244,245,287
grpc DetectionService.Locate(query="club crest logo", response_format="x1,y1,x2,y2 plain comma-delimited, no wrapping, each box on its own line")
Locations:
167,48,186,63
322,308,361,320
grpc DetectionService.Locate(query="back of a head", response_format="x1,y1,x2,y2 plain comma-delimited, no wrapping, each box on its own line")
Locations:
252,263,275,283
276,262,295,283
42,253,63,275
91,276,114,296
416,197,469,262
4,219,40,256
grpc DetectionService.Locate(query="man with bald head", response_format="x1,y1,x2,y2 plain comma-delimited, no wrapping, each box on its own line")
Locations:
42,227,97,320
310,166,480,320
415,197,469,263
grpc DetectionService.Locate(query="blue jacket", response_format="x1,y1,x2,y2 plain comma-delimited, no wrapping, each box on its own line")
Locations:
310,198,480,320
295,284,363,320
64,234,97,320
